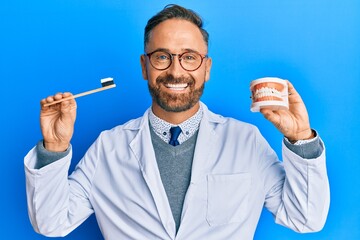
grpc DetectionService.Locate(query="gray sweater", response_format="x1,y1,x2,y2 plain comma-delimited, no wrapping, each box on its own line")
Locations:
150,127,198,232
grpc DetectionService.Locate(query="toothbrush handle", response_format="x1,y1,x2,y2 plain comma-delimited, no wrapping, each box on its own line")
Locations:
42,84,116,107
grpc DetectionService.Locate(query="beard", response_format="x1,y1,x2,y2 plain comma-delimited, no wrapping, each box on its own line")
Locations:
148,73,205,112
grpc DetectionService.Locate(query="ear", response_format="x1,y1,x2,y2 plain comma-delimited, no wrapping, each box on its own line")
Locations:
204,57,212,82
140,54,148,80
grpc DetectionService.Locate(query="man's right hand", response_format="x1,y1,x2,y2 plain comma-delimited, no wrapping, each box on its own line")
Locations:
40,92,77,152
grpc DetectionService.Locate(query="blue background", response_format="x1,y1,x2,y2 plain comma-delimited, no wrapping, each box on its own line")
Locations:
1,0,359,239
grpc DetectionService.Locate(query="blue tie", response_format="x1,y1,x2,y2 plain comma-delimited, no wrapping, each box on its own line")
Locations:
169,126,182,146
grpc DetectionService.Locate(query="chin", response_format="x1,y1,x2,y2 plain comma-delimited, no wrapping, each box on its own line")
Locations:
156,97,198,112
149,82,204,113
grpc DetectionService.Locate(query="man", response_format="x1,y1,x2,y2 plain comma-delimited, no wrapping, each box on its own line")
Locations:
25,4,330,240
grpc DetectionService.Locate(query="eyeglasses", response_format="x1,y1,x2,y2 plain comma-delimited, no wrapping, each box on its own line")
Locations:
145,50,208,71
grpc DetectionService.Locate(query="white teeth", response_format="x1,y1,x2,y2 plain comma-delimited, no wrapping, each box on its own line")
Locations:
165,83,188,90
254,87,282,99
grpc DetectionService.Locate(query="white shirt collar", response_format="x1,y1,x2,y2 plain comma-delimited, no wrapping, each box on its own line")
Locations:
148,105,203,144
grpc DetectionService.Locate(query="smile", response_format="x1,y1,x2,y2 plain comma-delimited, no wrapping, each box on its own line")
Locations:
165,83,189,91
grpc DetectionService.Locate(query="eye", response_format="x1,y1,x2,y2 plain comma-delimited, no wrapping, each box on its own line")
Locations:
153,51,170,62
157,55,168,60
182,53,198,61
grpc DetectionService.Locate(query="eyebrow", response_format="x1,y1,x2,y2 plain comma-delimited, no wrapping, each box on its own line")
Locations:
149,48,203,54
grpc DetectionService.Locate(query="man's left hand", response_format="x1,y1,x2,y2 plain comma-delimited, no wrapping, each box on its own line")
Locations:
260,80,314,142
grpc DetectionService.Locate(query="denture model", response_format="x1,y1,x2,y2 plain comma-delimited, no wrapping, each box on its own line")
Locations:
250,77,289,112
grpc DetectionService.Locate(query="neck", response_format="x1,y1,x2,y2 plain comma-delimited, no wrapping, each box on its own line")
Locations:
152,102,200,125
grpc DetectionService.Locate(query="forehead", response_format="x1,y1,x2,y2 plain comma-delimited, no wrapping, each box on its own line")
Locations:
146,19,207,53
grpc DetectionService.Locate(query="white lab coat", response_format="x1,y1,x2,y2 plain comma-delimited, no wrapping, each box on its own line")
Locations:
24,103,330,240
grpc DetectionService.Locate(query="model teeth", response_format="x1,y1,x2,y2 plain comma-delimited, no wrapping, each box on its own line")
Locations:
254,87,282,99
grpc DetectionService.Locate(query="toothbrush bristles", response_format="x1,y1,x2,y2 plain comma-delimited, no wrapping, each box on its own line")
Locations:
101,77,114,87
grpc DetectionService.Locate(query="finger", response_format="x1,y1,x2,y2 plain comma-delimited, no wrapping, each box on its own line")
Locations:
41,92,67,109
260,108,280,124
43,92,73,104
63,92,72,98
61,92,75,105
285,80,305,105
40,98,47,106
60,92,76,113
286,80,296,95
62,92,75,103
43,92,63,103
53,92,65,101
45,95,55,103
260,108,294,136
40,95,56,110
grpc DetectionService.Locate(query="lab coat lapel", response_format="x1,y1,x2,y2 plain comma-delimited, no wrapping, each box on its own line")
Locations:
178,105,222,235
190,104,222,183
190,118,217,183
129,113,176,239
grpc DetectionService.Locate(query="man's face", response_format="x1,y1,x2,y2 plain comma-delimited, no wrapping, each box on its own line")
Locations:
141,19,212,113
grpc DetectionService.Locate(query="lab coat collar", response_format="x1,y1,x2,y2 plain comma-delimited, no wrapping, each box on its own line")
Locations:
123,102,226,131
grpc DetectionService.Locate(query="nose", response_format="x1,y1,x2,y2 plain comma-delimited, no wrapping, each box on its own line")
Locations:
167,54,185,76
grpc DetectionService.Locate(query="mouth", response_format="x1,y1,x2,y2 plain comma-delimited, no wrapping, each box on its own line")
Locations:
252,82,284,102
164,83,189,91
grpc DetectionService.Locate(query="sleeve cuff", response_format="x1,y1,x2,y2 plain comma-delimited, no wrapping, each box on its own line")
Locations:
283,130,324,159
35,140,71,169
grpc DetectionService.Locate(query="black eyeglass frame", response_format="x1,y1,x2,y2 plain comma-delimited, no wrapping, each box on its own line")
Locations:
145,50,208,72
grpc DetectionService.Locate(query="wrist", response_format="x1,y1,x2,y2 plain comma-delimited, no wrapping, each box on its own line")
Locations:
43,141,69,152
287,129,314,144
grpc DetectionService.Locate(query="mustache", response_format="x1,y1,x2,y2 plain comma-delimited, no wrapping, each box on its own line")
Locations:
156,74,195,85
